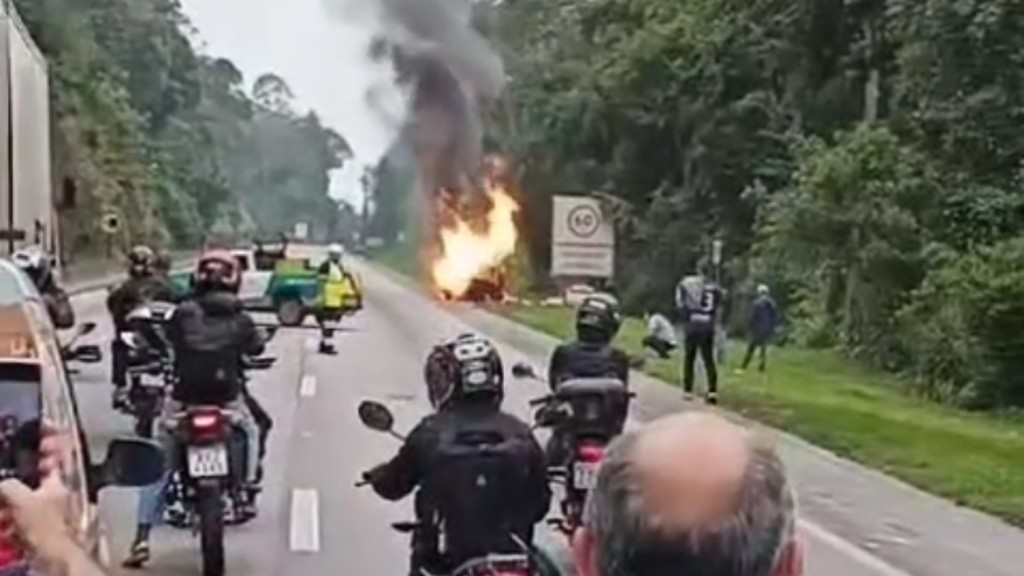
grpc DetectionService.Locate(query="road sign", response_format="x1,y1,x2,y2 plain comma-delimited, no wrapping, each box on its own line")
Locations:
100,212,119,234
551,195,614,278
293,221,308,241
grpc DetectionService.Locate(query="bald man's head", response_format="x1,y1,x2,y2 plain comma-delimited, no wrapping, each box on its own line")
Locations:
572,411,802,576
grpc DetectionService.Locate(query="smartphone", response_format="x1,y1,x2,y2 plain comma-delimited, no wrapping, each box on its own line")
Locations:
0,363,42,488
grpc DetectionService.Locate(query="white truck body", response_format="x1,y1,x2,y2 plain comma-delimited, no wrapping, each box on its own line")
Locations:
0,2,54,260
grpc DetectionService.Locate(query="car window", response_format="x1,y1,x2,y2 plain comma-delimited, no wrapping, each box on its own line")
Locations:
0,260,37,306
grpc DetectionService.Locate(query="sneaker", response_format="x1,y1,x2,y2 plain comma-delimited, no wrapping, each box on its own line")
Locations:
318,342,336,355
122,541,150,569
705,392,718,406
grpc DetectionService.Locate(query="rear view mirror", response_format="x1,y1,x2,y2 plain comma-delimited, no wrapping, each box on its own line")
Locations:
98,437,165,487
68,344,102,363
357,400,394,433
511,362,536,379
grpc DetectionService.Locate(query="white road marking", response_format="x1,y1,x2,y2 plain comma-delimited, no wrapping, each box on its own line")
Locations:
300,375,317,398
289,489,320,552
305,337,318,352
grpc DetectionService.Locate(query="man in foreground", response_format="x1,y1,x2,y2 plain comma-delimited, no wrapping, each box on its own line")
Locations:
572,411,804,576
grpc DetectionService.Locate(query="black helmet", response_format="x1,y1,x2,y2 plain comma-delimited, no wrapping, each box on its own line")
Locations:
576,294,621,344
192,250,241,293
12,247,52,290
423,333,504,409
128,245,156,278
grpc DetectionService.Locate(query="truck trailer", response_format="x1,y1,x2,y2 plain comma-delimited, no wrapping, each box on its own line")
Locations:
0,1,55,261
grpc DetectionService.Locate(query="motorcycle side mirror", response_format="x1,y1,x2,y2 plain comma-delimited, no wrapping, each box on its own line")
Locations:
67,344,102,363
95,437,165,488
511,362,536,379
357,400,394,433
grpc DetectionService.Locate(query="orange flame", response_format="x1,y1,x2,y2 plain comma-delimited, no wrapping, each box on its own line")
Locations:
431,182,519,298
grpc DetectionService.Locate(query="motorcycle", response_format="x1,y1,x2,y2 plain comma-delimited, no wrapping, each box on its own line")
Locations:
510,362,633,540
355,400,564,576
117,301,176,437
160,353,277,576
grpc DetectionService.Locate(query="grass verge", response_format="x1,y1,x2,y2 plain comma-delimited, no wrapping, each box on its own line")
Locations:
501,303,1024,528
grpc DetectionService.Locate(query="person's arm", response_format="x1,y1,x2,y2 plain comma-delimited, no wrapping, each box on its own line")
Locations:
521,432,552,524
366,420,429,501
238,314,266,357
45,287,75,329
546,346,566,390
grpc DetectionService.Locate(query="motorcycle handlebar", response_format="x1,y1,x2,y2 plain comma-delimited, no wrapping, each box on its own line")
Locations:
528,395,553,407
242,356,277,370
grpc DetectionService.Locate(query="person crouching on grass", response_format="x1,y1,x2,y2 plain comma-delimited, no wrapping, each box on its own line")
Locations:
642,310,677,359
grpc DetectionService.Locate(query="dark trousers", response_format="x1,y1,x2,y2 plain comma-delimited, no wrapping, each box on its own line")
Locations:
111,339,129,388
683,331,717,395
642,336,676,358
742,339,769,371
315,309,342,341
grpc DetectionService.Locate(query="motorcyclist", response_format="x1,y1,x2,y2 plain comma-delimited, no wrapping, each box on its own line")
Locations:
543,294,630,466
11,247,74,329
314,243,358,354
106,245,178,409
547,295,630,388
122,250,265,568
363,334,550,576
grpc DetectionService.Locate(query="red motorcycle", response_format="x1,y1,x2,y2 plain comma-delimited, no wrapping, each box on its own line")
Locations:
511,363,632,539
166,355,276,576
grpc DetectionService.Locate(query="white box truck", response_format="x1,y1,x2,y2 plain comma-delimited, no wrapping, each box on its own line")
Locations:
0,1,55,260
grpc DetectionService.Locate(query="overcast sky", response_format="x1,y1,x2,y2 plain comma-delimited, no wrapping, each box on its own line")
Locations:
178,0,405,210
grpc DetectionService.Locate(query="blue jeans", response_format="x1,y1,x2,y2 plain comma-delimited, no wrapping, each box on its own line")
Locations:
137,472,169,526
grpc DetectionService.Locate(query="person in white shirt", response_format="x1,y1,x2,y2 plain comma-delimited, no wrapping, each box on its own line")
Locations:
642,310,677,358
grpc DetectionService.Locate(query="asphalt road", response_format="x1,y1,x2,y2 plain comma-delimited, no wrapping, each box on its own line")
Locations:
64,247,1024,576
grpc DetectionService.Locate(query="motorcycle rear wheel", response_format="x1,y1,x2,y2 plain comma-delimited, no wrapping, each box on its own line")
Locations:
197,487,226,576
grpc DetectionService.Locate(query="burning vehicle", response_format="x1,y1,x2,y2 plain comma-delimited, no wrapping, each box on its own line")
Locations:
428,156,519,303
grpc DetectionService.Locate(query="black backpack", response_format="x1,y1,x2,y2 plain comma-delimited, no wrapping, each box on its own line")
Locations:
422,425,533,561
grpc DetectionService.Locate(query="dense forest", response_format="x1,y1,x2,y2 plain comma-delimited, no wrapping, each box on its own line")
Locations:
370,0,1024,409
13,0,351,253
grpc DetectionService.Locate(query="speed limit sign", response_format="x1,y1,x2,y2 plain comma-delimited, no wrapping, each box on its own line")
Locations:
567,204,601,238
551,195,615,278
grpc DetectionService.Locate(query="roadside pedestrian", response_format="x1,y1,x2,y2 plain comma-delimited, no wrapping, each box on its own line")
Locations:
571,411,803,576
675,270,724,404
642,310,677,359
740,283,779,373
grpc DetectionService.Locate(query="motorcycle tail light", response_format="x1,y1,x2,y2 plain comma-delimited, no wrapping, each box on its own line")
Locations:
188,410,224,439
577,444,605,463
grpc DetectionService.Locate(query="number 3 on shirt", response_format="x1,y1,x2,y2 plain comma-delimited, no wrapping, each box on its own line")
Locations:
698,290,715,313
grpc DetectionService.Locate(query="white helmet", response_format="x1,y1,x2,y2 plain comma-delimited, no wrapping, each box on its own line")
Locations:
327,243,344,258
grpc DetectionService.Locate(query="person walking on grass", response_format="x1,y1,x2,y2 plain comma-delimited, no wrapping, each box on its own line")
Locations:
739,283,779,373
642,309,677,359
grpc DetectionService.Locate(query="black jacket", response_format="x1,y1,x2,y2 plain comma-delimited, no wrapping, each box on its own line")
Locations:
38,279,74,330
547,340,630,389
107,276,178,331
166,291,264,405
367,401,550,564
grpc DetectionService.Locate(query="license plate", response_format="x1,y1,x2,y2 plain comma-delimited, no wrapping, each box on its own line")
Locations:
573,461,599,490
187,445,228,478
